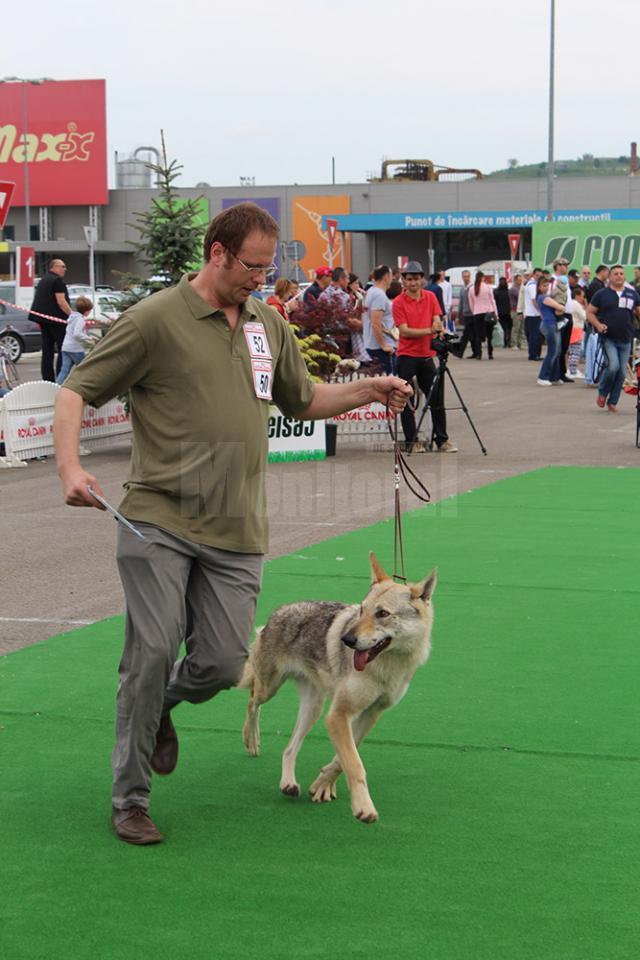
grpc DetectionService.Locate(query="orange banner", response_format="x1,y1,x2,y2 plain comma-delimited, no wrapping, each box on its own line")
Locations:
291,195,351,279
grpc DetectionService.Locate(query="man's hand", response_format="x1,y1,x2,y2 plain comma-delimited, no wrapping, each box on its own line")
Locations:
59,466,107,509
368,376,413,413
432,317,444,334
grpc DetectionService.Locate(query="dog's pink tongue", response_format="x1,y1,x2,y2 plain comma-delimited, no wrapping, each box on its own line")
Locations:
354,650,369,672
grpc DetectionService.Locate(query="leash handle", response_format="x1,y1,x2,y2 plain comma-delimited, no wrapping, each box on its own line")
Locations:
387,404,430,583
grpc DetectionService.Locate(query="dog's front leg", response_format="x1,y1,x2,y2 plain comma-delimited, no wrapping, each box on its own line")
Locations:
309,704,383,805
324,707,378,823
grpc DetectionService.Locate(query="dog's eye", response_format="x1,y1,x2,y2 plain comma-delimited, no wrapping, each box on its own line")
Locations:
375,609,390,619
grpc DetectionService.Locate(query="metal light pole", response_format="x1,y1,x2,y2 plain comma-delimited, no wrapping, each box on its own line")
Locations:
0,76,53,241
547,0,556,221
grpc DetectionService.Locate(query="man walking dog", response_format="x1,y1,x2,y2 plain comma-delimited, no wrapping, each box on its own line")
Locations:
54,203,411,845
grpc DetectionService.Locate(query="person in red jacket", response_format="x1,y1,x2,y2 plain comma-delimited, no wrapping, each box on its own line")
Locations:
392,261,457,453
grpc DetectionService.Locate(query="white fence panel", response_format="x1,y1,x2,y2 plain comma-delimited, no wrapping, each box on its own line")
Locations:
329,372,395,447
79,399,131,450
0,380,59,466
0,382,132,467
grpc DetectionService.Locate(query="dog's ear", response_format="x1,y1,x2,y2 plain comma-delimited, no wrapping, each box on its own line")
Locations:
369,551,391,584
411,567,437,602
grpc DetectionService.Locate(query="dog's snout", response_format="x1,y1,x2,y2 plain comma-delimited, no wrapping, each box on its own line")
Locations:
342,632,358,649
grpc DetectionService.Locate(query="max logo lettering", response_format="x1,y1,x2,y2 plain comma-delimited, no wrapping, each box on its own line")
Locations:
0,122,95,164
59,124,95,162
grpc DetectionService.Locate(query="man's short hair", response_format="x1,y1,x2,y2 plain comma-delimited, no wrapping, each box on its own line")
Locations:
595,264,608,275
609,264,625,272
372,264,391,282
48,258,64,270
203,202,279,262
532,267,543,274
331,267,346,282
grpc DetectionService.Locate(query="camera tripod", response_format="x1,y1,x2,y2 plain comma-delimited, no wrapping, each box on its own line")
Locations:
409,352,487,455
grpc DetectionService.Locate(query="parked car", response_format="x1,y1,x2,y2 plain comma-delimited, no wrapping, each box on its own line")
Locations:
0,282,124,361
67,285,124,324
0,282,41,361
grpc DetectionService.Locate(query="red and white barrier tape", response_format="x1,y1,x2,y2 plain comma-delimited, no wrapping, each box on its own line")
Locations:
0,299,100,327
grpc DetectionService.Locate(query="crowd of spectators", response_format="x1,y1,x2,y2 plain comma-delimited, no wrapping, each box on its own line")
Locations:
278,257,640,426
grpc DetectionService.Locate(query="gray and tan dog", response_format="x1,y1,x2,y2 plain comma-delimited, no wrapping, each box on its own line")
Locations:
240,552,437,824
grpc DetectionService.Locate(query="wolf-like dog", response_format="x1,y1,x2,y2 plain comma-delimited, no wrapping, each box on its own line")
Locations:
240,552,436,824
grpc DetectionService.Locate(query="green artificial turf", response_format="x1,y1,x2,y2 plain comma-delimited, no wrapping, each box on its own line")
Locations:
1,466,639,960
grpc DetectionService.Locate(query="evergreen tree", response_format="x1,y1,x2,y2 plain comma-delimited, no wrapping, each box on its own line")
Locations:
119,131,206,297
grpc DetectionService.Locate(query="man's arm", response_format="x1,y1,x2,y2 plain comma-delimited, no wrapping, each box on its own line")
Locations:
370,308,392,350
300,376,412,420
586,302,606,333
398,316,443,339
54,387,106,508
55,292,72,317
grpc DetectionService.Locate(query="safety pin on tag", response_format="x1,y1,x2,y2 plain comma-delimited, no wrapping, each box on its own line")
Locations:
87,485,146,541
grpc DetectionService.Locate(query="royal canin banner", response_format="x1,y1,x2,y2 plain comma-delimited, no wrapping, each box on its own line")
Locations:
0,79,107,206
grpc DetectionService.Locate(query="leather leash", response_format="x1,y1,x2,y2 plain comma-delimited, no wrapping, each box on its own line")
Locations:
387,406,431,583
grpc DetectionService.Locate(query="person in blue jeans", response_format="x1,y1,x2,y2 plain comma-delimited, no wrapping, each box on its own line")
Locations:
587,265,640,411
535,277,563,385
56,296,94,385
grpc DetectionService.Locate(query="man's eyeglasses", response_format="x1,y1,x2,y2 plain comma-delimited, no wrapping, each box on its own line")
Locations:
230,250,277,280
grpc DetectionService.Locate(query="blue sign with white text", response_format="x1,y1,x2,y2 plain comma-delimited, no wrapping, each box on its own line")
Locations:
322,209,640,232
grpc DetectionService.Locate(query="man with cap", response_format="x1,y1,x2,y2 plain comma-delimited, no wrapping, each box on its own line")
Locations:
303,266,332,305
392,261,457,453
551,256,574,382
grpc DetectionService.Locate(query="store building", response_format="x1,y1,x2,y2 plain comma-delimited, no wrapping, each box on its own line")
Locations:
2,80,640,287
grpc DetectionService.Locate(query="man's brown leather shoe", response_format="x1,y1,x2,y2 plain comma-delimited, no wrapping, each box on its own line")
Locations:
111,806,163,845
150,712,179,775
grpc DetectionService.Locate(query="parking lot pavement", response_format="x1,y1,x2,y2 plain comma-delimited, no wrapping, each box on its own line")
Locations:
2,347,639,654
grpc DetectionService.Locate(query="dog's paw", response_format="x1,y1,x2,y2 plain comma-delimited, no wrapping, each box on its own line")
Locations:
351,788,378,823
309,776,338,803
280,781,301,798
354,806,379,824
242,721,260,757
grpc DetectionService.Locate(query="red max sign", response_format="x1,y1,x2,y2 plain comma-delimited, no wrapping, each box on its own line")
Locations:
0,79,108,206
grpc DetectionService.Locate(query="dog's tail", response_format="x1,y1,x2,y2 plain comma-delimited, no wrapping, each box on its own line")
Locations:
238,626,264,689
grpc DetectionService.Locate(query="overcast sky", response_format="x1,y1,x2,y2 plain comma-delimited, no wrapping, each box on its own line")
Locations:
5,0,635,189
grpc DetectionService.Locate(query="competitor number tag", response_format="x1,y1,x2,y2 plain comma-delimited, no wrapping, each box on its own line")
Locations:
244,321,273,400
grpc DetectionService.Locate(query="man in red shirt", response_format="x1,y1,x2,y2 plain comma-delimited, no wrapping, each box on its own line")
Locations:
392,261,457,453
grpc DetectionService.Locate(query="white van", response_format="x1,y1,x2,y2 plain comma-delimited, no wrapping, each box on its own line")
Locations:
444,261,530,286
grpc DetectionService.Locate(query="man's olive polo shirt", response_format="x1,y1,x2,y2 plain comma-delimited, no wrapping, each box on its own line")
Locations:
64,274,315,554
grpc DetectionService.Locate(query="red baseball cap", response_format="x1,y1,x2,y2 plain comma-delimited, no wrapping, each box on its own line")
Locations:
316,267,332,278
